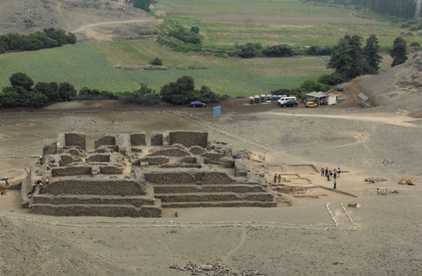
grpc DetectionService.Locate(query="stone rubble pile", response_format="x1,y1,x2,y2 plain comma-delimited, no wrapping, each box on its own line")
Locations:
169,262,266,276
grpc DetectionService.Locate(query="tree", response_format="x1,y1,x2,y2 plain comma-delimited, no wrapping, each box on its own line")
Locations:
58,82,77,101
363,35,382,74
160,76,219,105
328,35,367,80
195,86,219,103
391,37,408,67
9,73,34,90
34,82,59,102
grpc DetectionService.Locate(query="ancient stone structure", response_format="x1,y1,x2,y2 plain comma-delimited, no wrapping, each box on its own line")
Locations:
22,131,276,217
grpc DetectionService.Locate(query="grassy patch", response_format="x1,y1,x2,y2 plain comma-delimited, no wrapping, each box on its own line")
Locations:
0,39,330,96
155,0,421,49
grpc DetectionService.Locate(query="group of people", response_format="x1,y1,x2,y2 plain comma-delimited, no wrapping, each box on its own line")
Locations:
321,167,341,189
273,174,283,184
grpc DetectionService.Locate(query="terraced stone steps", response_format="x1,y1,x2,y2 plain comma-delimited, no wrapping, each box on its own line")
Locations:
32,194,157,207
162,200,277,208
156,192,274,203
30,202,162,217
154,184,266,194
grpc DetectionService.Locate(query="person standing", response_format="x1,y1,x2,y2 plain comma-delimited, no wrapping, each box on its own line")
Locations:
274,174,277,184
321,168,325,176
326,170,331,182
333,170,337,189
278,174,282,184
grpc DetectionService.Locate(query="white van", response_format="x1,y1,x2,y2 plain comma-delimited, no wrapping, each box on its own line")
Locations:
278,96,298,107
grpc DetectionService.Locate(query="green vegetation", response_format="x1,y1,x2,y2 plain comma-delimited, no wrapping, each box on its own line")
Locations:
0,73,76,108
391,37,408,67
155,0,422,50
0,40,330,97
133,0,153,11
150,57,163,66
364,35,382,73
328,35,382,80
161,76,219,105
308,0,417,19
0,28,76,54
0,0,414,99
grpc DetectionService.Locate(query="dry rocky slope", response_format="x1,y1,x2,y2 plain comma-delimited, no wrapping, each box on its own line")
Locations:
348,50,422,114
0,0,156,39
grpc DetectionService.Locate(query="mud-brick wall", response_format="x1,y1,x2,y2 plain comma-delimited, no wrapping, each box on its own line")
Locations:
168,132,208,148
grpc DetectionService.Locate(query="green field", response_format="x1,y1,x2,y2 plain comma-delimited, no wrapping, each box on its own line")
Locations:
0,0,415,96
156,0,420,49
0,39,329,96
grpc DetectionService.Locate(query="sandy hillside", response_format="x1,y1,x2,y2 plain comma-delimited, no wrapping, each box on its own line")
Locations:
0,0,158,40
346,50,422,114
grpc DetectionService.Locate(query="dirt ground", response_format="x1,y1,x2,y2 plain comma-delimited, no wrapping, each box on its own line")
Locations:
1,101,422,275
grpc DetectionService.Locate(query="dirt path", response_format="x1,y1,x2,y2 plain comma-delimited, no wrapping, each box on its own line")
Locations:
72,18,158,33
266,111,419,128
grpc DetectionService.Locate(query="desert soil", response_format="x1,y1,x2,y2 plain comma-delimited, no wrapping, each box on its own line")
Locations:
1,101,422,275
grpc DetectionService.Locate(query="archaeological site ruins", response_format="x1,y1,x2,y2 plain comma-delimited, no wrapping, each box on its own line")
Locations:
21,131,276,217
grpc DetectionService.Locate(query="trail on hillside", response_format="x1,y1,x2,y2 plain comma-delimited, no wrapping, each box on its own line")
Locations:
72,18,158,33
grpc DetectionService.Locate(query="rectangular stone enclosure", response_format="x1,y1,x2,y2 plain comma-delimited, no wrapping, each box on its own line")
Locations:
168,131,208,148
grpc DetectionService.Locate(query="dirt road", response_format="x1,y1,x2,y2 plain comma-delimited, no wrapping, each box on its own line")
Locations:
266,111,420,128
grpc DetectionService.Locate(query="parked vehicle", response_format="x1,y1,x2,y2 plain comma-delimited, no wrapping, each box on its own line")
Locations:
271,94,286,101
305,99,319,108
190,101,207,108
278,96,298,107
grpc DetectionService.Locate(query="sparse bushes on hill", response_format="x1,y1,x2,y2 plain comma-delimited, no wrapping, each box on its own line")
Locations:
0,28,77,54
158,20,203,52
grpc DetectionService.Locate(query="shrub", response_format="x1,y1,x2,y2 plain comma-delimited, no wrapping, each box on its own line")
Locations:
58,82,77,101
78,88,117,100
300,80,330,92
191,26,200,34
133,0,152,11
150,57,163,66
121,84,160,105
318,73,345,86
262,44,295,57
195,86,219,103
234,43,263,58
305,46,332,56
34,82,59,102
10,73,34,90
